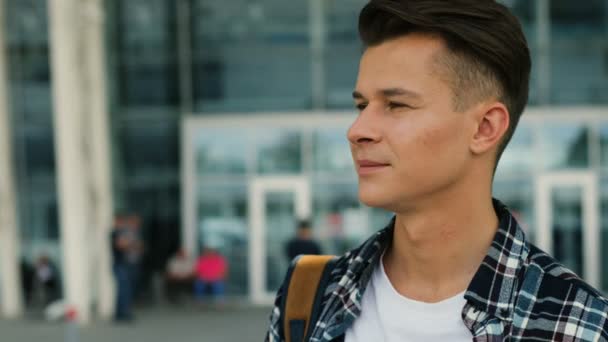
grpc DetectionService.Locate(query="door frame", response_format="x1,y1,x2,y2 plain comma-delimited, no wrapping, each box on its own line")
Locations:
248,176,311,305
535,171,600,288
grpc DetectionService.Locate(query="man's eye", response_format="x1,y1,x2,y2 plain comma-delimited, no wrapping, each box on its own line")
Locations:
388,102,409,109
356,103,368,111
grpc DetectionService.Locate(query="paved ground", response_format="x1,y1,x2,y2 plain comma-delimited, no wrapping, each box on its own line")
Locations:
0,306,271,342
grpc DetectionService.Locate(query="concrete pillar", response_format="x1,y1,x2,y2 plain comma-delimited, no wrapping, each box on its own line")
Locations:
81,0,115,320
49,0,114,323
0,0,24,318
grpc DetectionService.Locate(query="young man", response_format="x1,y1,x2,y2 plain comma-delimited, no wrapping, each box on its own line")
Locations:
266,0,608,341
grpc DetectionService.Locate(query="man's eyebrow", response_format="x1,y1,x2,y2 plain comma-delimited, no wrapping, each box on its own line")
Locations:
352,88,422,100
381,88,422,99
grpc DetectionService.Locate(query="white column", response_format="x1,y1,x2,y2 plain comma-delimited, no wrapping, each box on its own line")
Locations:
48,0,92,323
0,0,24,318
82,0,115,320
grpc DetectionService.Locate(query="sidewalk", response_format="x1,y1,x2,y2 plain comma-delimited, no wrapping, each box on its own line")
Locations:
0,306,271,342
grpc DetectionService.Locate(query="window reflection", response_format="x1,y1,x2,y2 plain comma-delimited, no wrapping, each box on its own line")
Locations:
255,130,302,174
597,125,608,168
314,127,355,175
5,0,60,267
116,0,178,107
191,0,311,112
325,0,367,108
496,123,535,176
196,129,251,174
550,1,608,103
493,179,535,240
539,124,589,170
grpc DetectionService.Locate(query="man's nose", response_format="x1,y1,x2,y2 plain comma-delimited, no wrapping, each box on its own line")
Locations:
347,106,382,145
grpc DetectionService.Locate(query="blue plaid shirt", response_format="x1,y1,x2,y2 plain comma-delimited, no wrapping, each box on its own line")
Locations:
266,199,608,341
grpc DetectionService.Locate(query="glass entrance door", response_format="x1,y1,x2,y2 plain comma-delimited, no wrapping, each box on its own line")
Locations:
249,176,311,304
535,172,600,288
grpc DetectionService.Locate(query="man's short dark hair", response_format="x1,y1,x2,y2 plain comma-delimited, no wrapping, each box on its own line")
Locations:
297,219,311,230
358,0,531,169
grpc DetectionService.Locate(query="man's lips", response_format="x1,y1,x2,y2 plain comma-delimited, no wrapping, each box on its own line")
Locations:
356,159,390,175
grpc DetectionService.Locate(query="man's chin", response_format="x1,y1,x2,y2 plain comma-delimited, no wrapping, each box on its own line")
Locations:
358,190,392,209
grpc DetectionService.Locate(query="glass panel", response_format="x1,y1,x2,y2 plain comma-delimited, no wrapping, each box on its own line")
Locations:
493,179,535,240
312,182,360,255
539,124,588,170
5,0,61,291
192,0,311,112
499,0,539,104
198,181,248,295
550,0,608,104
264,192,295,293
196,129,250,175
255,130,302,174
325,0,367,108
5,0,52,121
314,127,355,175
495,123,535,177
119,119,178,176
598,125,608,168
551,186,584,277
115,0,178,107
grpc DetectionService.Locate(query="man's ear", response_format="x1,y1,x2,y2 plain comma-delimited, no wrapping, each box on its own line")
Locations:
470,103,510,155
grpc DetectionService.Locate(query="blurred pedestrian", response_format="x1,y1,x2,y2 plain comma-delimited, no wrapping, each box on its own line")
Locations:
194,245,228,308
165,248,194,304
284,219,322,262
20,258,34,307
111,213,142,322
33,254,60,306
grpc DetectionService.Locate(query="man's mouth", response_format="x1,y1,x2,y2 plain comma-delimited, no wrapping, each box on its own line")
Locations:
356,159,390,175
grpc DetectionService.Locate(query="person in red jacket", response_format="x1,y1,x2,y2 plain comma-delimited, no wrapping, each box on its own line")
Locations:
194,246,228,307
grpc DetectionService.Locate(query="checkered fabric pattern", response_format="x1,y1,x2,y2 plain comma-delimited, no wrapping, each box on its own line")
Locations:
265,199,608,342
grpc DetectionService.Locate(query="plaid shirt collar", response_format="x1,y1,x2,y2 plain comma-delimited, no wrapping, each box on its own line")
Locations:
321,198,527,335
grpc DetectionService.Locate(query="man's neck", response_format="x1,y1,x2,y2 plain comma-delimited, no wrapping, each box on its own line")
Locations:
383,190,498,303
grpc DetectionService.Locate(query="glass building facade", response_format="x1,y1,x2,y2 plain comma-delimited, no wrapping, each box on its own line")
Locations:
2,0,608,310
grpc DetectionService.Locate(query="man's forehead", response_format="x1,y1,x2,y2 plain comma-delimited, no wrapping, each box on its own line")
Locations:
356,35,452,96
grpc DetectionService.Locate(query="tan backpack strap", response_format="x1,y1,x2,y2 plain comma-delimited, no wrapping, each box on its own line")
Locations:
284,255,335,342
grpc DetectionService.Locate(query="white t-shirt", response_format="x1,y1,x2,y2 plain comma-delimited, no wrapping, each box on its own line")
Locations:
345,257,472,342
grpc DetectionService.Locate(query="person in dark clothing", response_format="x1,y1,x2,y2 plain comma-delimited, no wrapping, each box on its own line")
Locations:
285,219,322,262
20,258,34,307
33,254,61,306
111,213,142,322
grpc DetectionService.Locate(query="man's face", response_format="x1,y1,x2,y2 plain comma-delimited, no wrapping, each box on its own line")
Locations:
348,34,477,211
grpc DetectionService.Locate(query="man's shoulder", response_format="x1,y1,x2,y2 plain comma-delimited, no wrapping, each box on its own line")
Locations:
522,243,608,315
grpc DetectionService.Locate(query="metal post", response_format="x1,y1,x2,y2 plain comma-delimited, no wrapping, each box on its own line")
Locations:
0,0,24,318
